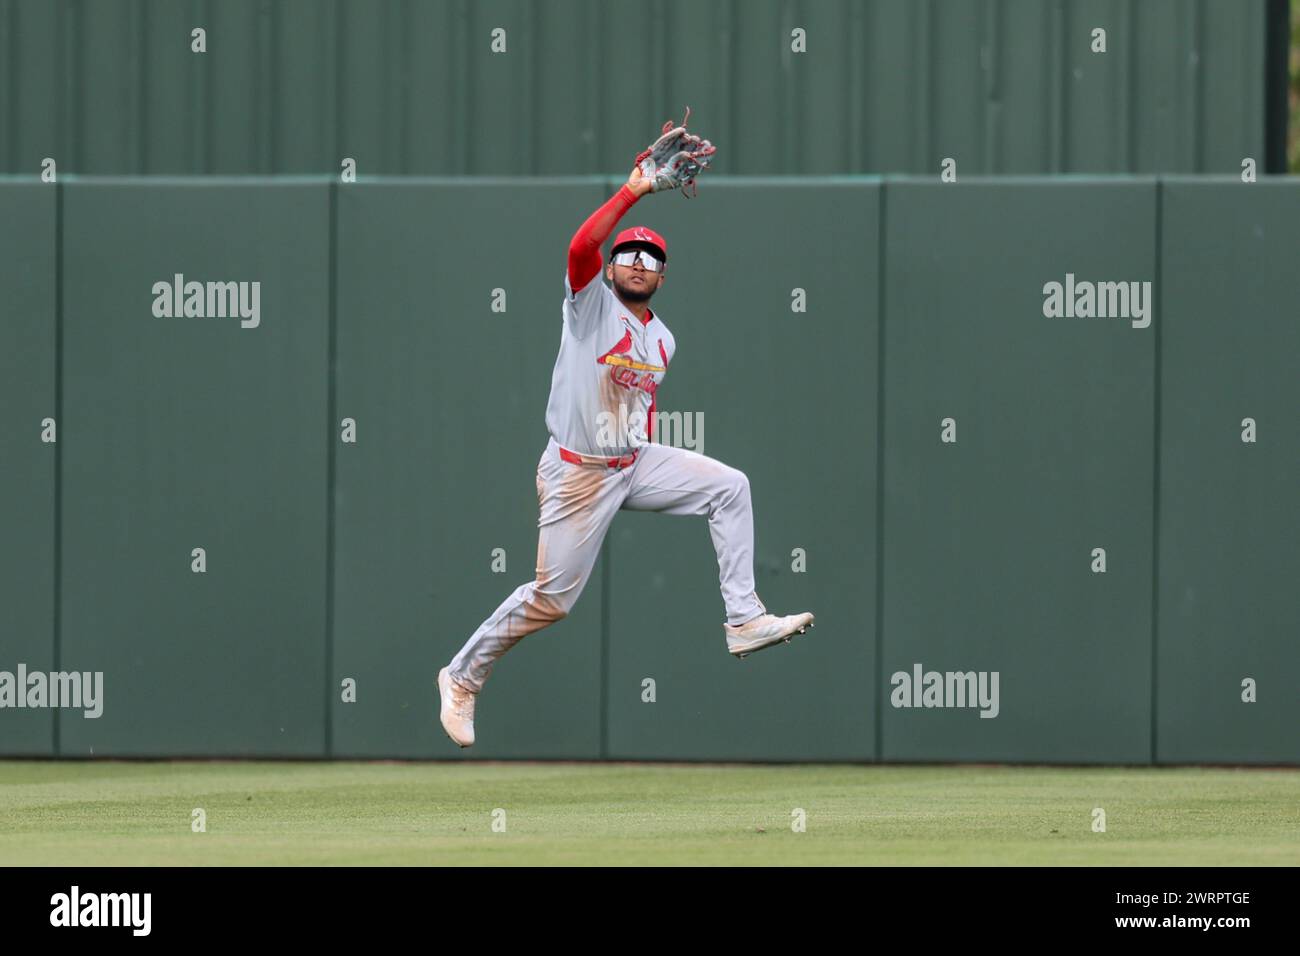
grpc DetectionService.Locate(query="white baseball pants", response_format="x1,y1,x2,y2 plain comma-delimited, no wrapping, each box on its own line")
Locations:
448,436,764,693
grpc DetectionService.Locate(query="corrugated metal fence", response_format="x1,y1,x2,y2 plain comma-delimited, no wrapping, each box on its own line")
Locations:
0,0,1273,175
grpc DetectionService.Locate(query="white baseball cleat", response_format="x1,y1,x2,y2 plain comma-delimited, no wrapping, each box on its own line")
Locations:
725,609,816,659
437,666,477,748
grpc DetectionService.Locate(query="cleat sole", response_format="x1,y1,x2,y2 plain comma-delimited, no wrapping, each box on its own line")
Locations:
729,624,814,659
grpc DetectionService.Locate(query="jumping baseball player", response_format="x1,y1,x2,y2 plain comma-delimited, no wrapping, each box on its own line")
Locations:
438,118,814,747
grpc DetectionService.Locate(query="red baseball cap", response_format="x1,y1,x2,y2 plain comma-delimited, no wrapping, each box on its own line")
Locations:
611,226,667,262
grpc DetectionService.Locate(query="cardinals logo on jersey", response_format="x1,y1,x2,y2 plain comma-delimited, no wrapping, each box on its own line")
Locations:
597,330,668,394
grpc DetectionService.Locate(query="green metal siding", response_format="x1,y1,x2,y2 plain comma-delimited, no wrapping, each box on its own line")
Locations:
0,0,1270,176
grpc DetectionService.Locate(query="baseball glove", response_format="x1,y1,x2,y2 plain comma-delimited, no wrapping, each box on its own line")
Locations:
633,106,717,198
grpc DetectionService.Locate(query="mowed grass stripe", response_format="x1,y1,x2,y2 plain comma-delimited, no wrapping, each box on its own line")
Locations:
0,762,1296,865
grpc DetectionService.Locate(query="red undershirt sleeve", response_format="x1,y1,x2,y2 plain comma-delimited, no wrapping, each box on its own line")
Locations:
567,184,640,293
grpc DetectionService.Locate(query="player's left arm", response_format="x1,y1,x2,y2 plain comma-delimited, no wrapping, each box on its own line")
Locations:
567,164,653,293
563,164,654,339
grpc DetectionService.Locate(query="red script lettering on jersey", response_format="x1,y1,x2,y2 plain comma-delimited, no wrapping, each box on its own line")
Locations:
597,329,664,396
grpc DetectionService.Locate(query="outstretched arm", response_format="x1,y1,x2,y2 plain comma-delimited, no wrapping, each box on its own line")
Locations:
567,165,653,293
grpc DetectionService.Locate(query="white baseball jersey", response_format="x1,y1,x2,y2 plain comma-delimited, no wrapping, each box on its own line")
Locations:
544,272,677,457
449,270,770,698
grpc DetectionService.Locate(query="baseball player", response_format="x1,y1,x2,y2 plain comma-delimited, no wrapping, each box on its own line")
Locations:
437,146,814,748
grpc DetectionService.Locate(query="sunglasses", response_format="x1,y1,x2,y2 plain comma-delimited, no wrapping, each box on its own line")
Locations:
611,249,665,273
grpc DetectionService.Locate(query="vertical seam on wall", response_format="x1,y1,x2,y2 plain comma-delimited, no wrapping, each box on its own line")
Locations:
592,3,602,173
1041,4,1052,170
1057,1,1069,171
848,0,863,172
921,1,934,166
199,0,212,172
270,0,281,173
873,179,887,762
1193,0,1205,171
53,179,64,756
592,2,602,172
529,2,539,175
249,0,260,171
1149,178,1164,765
324,181,338,757
400,0,412,172
136,0,147,173
785,0,798,171
388,1,399,170
384,2,395,171
334,0,344,176
727,0,737,170
70,2,83,170
978,0,989,170
461,0,473,173
1126,0,1137,171
4,2,14,170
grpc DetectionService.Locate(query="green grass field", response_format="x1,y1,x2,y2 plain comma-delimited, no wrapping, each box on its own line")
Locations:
1,761,1297,865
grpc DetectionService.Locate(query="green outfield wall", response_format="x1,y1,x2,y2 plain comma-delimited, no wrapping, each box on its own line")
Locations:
0,175,1295,763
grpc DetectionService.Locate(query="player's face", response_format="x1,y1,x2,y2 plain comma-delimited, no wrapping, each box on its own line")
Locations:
607,249,665,303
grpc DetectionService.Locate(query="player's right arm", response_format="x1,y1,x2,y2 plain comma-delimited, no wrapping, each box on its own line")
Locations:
563,165,653,338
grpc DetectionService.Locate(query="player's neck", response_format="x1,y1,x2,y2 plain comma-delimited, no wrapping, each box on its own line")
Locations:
615,293,653,324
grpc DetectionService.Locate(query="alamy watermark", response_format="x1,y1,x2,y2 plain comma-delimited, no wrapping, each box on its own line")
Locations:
890,663,999,718
595,405,704,453
50,886,150,936
1042,273,1152,329
151,273,261,328
0,665,103,718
